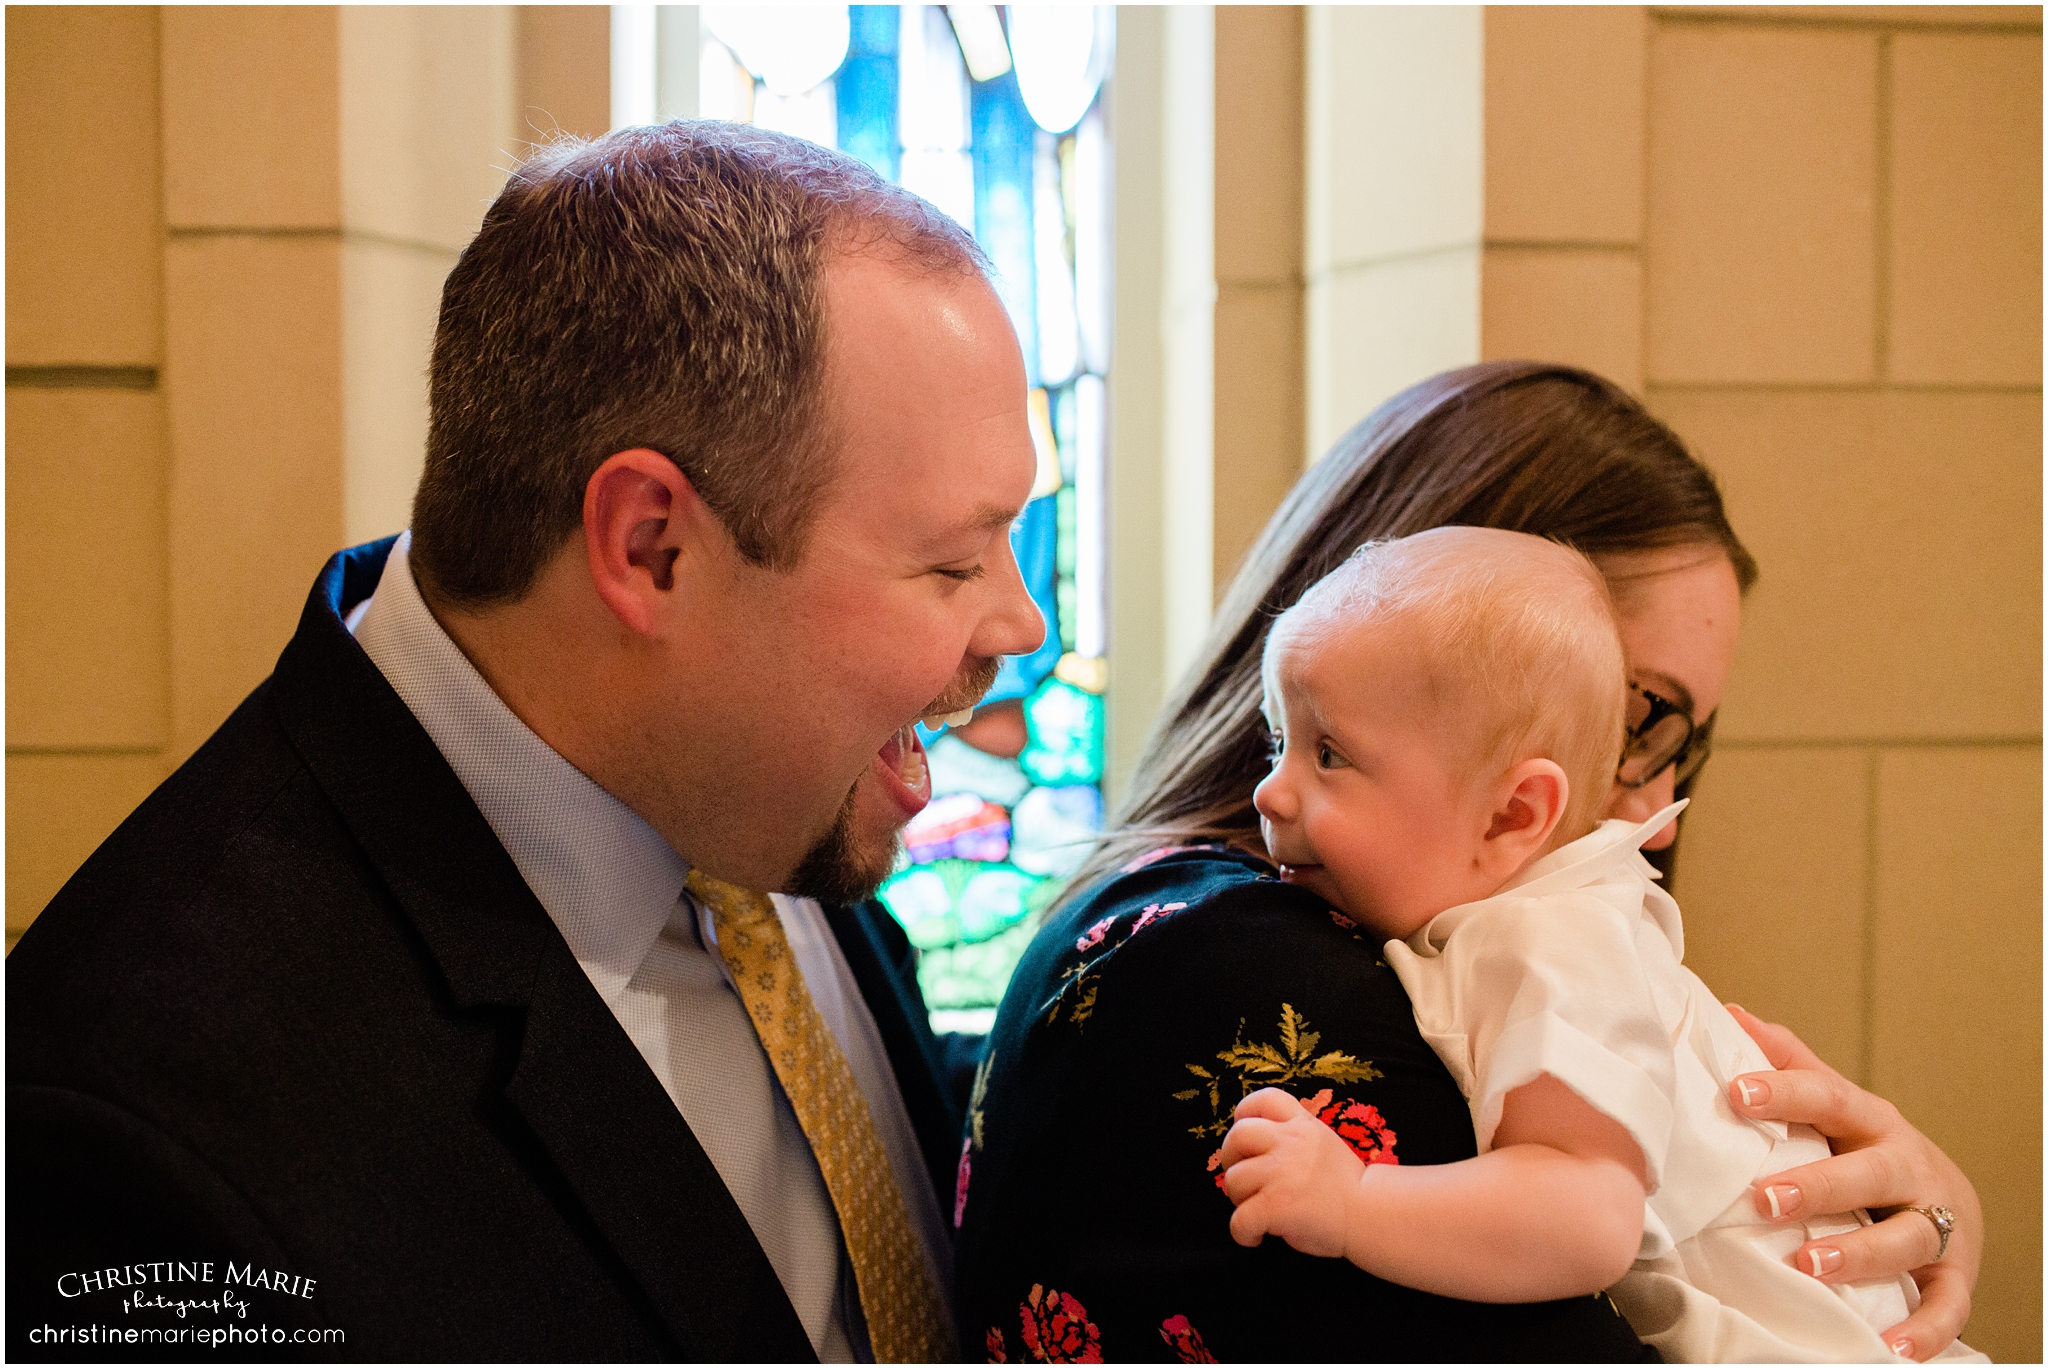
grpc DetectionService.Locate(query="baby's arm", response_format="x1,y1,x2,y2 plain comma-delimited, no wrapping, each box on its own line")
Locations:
1219,1074,1648,1303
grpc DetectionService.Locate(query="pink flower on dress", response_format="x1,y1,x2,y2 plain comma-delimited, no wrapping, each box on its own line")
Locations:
1303,1088,1400,1166
955,1136,973,1228
1158,1315,1217,1363
1120,845,1187,874
1074,915,1118,953
987,1326,1007,1363
1328,909,1359,930
1131,901,1188,935
1020,1284,1103,1363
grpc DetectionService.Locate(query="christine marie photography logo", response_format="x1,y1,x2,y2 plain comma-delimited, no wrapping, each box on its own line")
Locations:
27,1259,345,1352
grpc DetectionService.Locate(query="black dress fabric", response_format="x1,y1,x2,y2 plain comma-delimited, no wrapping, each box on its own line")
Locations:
952,846,1657,1363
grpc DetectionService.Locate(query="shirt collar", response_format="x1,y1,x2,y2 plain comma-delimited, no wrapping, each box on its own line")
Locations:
1501,798,1689,901
351,531,686,1008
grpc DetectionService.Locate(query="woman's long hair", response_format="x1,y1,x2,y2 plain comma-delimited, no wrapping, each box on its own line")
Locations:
1062,360,1757,903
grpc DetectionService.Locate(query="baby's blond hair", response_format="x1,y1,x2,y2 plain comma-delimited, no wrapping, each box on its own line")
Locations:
1273,527,1628,844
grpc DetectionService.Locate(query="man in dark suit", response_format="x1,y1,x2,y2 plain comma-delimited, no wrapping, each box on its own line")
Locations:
8,122,1041,1361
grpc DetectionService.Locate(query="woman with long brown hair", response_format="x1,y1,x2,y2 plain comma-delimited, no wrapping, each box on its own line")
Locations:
953,362,1980,1362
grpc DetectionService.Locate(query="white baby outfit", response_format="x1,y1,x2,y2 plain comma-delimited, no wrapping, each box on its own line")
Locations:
1385,802,1983,1363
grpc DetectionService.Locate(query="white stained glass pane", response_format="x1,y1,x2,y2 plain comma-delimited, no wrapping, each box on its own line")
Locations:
1033,132,1079,387
1073,372,1107,659
755,80,838,146
703,5,850,97
1009,5,1108,135
698,35,754,123
1074,104,1111,376
947,5,1012,82
900,149,975,234
899,4,969,153
611,4,659,130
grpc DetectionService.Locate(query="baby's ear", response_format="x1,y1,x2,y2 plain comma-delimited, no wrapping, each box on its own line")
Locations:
1479,759,1569,879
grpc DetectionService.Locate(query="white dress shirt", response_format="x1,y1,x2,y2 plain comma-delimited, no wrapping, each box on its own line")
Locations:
349,532,951,1361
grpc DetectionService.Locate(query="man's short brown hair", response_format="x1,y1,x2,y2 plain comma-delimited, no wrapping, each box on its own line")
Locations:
411,121,989,608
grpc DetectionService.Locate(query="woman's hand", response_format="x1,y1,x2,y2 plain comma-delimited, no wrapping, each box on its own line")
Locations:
1725,1005,1981,1361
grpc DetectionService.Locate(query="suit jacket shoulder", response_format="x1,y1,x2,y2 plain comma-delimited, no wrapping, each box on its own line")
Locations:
7,540,934,1362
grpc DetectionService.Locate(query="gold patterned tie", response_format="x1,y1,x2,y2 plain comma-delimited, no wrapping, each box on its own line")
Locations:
685,869,955,1364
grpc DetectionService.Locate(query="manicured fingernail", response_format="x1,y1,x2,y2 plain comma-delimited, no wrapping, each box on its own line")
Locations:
1804,1245,1843,1278
1733,1076,1770,1108
1890,1338,1914,1360
1762,1184,1800,1219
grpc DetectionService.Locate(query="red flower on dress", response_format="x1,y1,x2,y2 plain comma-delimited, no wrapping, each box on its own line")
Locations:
987,1326,1008,1363
1020,1284,1103,1363
1158,1315,1218,1363
1328,909,1359,930
955,1136,973,1228
1303,1088,1400,1165
1074,915,1118,952
1205,1147,1228,1191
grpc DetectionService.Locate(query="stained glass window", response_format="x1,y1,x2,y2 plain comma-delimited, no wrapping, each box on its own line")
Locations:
693,5,1112,1033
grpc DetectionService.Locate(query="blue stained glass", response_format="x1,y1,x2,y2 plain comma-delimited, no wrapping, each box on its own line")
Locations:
987,491,1062,705
879,858,1044,951
926,732,1031,806
956,863,1043,941
903,792,1010,864
1019,676,1105,786
915,918,1040,1013
1050,382,1077,482
837,6,900,180
1009,783,1103,878
882,862,962,948
970,69,1038,386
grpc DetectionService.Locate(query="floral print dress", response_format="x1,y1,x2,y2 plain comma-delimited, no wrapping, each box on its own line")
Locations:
952,847,1654,1363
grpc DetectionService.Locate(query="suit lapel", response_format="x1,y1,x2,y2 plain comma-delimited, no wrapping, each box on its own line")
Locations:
506,934,815,1360
267,542,812,1360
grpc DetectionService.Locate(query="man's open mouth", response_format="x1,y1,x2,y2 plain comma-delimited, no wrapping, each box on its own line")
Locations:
873,723,934,819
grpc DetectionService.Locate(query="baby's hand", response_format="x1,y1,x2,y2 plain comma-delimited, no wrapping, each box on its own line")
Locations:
1217,1087,1363,1258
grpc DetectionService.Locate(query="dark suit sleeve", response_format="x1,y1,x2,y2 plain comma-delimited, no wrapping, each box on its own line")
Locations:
954,864,1656,1364
8,1087,332,1362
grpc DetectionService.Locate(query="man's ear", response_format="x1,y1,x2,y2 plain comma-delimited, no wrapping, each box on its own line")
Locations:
583,448,706,635
1477,758,1570,880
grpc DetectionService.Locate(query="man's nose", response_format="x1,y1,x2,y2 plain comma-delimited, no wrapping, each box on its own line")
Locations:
979,543,1048,661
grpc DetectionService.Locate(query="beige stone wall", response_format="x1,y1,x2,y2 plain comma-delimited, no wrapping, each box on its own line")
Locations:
6,6,606,947
12,8,2038,1354
1213,7,1305,595
1627,13,2042,1360
1216,5,2040,1358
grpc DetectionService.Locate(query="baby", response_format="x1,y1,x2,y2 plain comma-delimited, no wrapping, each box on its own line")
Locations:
1217,527,1978,1363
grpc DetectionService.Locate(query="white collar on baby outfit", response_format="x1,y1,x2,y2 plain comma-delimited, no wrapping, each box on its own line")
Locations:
1412,799,1690,957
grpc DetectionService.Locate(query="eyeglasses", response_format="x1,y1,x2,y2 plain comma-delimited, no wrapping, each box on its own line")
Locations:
1616,684,1715,790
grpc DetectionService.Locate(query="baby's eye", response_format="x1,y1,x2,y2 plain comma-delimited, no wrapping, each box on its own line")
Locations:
1316,740,1350,770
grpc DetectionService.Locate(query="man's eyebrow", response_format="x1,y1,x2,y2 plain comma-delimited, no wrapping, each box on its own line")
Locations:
962,503,1023,533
